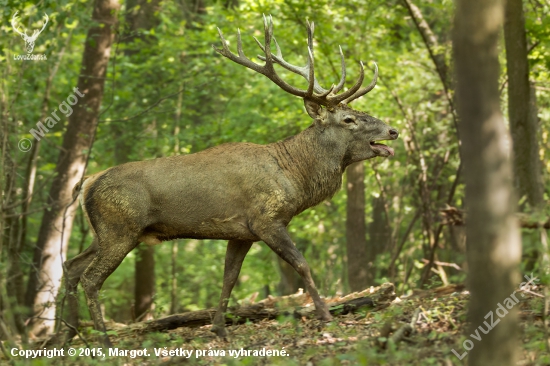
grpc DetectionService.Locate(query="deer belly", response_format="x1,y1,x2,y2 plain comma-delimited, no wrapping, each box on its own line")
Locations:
138,215,258,243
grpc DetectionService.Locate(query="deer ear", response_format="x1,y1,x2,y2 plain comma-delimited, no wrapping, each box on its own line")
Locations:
304,99,325,120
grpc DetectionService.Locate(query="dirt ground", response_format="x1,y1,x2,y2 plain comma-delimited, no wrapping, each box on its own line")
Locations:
8,282,549,365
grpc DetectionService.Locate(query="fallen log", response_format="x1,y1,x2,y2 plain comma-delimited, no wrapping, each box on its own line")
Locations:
141,282,396,333
42,283,395,346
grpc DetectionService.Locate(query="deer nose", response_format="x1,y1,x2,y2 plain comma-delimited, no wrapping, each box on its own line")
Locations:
389,128,399,139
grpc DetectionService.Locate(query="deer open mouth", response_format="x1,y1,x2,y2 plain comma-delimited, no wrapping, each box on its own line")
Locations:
370,141,395,157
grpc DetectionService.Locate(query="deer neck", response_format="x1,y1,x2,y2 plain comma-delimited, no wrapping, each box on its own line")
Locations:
271,125,347,212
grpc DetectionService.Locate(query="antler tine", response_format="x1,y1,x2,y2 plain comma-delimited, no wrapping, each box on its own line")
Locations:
257,38,328,95
329,61,365,105
214,27,262,74
306,19,314,61
333,46,346,93
272,37,283,59
214,16,317,100
216,27,230,52
306,47,315,97
319,84,336,98
262,14,274,69
237,28,245,57
305,20,316,97
256,20,328,95
342,62,378,104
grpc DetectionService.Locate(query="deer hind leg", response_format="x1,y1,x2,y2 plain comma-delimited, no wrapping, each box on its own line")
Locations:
80,233,139,347
63,238,99,342
260,226,332,322
211,239,253,338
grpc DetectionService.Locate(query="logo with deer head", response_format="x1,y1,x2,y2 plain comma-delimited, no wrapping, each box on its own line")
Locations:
11,11,49,54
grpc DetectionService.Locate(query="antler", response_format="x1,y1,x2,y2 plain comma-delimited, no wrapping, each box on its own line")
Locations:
11,11,27,37
213,15,378,107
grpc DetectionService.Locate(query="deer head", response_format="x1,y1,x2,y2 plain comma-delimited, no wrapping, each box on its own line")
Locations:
11,11,49,54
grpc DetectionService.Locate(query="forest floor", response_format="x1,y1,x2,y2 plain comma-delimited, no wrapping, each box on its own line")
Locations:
11,281,550,366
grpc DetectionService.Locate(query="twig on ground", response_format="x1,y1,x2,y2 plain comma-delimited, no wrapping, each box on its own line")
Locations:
388,308,422,346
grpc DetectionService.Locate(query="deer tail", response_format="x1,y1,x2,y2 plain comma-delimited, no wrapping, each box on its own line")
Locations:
72,176,90,201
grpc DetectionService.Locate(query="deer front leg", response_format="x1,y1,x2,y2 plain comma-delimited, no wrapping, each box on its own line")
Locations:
211,240,253,338
260,226,332,322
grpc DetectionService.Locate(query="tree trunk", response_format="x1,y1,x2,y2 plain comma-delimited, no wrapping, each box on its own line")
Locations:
454,0,521,365
346,162,368,291
123,0,162,322
277,256,304,295
25,0,120,337
402,0,451,88
134,245,156,321
504,0,544,210
367,196,390,283
3,157,27,337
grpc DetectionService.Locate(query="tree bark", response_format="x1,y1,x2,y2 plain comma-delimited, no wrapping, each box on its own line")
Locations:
25,0,120,337
504,0,544,210
367,196,390,283
346,162,369,291
402,0,450,89
123,0,162,322
3,156,27,337
277,256,304,295
134,245,155,321
454,0,521,364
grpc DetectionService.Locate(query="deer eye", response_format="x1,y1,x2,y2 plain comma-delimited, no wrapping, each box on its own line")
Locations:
343,117,355,124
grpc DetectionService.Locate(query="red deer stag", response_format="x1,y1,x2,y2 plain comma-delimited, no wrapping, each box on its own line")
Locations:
64,15,398,346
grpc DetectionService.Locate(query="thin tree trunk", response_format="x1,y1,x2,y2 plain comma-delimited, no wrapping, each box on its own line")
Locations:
25,0,120,337
504,0,544,209
454,0,521,364
124,0,161,322
169,80,184,315
277,256,304,295
346,161,368,291
0,46,13,341
402,0,457,132
367,196,390,284
134,245,155,321
170,241,178,315
402,0,451,89
3,156,26,337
